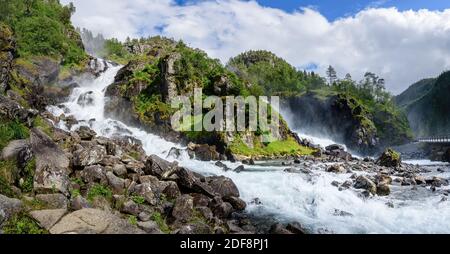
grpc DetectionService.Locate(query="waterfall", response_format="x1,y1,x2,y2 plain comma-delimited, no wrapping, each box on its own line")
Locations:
47,61,450,234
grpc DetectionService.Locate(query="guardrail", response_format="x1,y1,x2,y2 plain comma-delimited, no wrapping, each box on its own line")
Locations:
417,135,450,143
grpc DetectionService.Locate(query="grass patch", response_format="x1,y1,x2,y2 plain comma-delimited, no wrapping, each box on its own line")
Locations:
22,198,46,210
2,213,48,234
0,159,19,186
87,184,112,202
0,175,16,198
70,189,81,198
128,215,138,226
0,119,30,151
131,195,145,205
151,212,171,234
229,136,316,157
32,116,53,137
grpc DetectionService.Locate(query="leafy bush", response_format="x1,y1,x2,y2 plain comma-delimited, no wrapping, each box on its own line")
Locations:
2,213,47,234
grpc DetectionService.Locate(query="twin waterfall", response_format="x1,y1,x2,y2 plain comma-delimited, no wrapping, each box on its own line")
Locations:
48,62,450,234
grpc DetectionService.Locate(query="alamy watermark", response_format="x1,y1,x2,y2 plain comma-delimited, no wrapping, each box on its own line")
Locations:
171,88,281,142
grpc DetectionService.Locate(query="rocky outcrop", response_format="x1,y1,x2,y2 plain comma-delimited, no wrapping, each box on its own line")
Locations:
30,128,70,195
49,208,144,234
0,23,16,94
377,148,401,167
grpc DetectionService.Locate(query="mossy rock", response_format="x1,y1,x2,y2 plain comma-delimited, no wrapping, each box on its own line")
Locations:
377,148,401,167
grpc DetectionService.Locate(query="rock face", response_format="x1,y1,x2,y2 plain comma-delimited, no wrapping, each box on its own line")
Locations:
49,209,145,234
377,148,401,167
30,128,70,195
0,23,16,94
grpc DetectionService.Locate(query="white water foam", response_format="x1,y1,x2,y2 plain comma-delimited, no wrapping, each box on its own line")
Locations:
47,62,450,234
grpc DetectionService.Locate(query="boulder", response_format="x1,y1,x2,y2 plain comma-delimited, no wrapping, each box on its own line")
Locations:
112,164,127,177
35,194,68,209
131,183,156,205
0,95,36,125
49,208,145,234
175,167,215,198
0,194,23,225
377,148,401,167
77,91,95,107
80,165,107,184
172,195,194,223
120,200,141,216
187,143,220,161
1,139,32,168
207,176,240,198
76,126,96,140
326,144,345,151
144,155,177,179
286,222,307,234
29,209,67,230
326,164,346,174
354,175,377,195
376,183,390,196
106,172,125,194
269,223,293,234
72,143,107,167
137,221,163,234
209,197,233,219
30,128,70,195
223,196,246,211
70,196,90,210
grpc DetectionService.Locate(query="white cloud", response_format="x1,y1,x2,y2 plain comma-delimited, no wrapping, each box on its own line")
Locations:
62,0,450,94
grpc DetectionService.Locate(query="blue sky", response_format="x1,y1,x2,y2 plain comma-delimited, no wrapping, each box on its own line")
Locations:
176,0,450,20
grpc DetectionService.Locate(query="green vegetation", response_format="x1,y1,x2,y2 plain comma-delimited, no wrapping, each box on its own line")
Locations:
70,189,81,198
2,213,47,234
131,195,146,205
0,174,16,198
32,116,53,137
0,0,87,67
128,215,138,226
229,136,315,157
20,158,35,193
395,71,450,136
151,212,171,234
227,50,326,96
87,184,112,202
0,118,30,150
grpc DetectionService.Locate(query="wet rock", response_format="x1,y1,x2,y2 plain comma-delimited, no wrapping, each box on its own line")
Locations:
233,165,245,173
187,143,220,161
269,223,293,234
326,144,345,151
374,174,392,185
376,183,391,196
50,208,144,234
30,128,70,195
77,91,95,107
175,167,215,198
167,147,184,159
0,194,23,225
76,126,96,140
354,175,377,195
286,222,306,234
426,177,448,188
333,209,353,217
377,148,401,167
215,161,230,171
414,176,426,185
207,176,240,198
30,209,67,230
331,181,340,187
250,198,262,205
223,196,246,211
327,164,346,173
172,195,194,223
35,194,68,209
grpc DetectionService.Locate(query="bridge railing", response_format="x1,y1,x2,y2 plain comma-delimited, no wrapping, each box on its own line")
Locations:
417,135,450,143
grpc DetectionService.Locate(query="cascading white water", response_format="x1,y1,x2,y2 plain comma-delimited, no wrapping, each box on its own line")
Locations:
48,62,450,234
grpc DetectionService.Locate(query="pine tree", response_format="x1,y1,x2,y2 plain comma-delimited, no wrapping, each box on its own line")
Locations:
326,65,337,85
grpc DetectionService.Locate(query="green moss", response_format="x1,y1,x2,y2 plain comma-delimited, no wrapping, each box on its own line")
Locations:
33,116,53,137
70,189,81,198
71,177,85,187
2,213,48,234
87,184,112,202
22,198,46,210
151,212,171,234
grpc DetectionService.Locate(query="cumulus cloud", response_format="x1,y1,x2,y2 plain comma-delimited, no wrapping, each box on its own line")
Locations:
62,0,450,94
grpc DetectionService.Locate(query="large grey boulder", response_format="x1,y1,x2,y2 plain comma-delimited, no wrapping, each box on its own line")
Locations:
30,209,67,230
30,128,70,195
1,139,32,168
72,143,107,167
0,194,23,225
49,208,145,234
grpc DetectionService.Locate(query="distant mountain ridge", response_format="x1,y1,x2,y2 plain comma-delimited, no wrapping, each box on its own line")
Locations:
395,71,450,137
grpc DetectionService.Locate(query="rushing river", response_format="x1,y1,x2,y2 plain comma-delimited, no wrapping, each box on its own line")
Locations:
48,62,450,234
